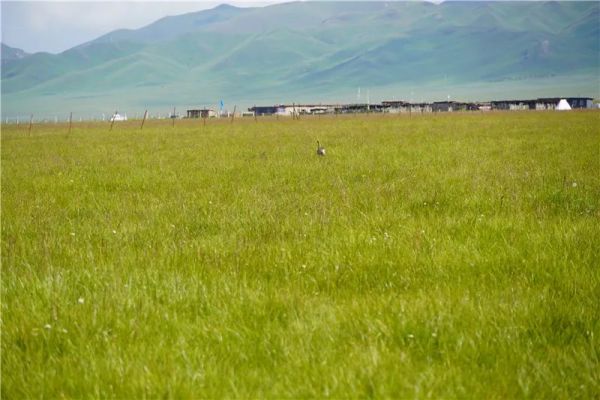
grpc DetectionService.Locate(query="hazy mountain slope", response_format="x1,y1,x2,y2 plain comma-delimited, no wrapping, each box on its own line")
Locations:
2,41,145,93
87,4,249,45
1,44,29,64
2,1,598,117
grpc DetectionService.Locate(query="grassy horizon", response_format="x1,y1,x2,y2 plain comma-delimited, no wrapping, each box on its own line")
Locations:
2,111,599,398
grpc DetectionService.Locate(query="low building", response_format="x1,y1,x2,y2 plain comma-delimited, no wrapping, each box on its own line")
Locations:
187,109,217,118
334,103,386,114
432,101,478,112
292,104,336,115
248,106,278,116
249,104,337,117
537,97,594,109
383,101,435,113
382,101,410,112
492,97,594,111
490,100,535,111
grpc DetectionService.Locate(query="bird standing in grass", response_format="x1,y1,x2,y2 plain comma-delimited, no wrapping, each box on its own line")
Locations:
317,140,326,156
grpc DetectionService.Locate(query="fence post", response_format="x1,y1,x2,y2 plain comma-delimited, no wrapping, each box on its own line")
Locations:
109,111,116,131
141,110,148,130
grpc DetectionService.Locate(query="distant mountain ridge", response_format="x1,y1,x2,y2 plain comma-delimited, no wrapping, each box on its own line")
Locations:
2,1,598,117
1,44,29,65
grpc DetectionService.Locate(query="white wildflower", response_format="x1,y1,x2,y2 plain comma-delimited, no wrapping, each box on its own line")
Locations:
44,324,52,330
78,297,85,304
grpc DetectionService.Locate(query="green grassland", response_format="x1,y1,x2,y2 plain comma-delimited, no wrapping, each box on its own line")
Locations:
2,111,599,398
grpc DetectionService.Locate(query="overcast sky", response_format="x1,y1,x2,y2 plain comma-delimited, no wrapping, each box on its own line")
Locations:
1,1,282,54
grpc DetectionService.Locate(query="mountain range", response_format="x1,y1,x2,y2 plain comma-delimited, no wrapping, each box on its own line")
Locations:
1,1,598,118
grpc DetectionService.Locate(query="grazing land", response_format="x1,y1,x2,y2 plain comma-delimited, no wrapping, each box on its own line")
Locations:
2,111,599,398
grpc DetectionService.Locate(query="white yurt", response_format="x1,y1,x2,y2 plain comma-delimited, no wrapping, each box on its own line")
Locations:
556,99,572,111
110,111,128,121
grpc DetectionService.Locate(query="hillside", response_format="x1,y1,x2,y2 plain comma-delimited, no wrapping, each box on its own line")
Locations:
1,1,598,118
1,44,29,65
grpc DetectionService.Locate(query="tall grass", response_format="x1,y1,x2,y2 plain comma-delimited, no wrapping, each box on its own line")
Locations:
2,111,599,398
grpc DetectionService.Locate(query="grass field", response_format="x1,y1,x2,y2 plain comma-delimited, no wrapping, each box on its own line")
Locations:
2,111,599,398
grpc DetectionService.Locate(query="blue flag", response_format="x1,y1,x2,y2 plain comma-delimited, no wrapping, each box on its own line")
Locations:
219,100,224,110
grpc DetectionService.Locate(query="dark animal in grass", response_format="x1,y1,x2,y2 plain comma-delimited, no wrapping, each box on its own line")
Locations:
317,141,326,156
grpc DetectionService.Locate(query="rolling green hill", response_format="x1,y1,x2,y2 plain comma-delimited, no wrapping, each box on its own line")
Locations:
1,1,598,118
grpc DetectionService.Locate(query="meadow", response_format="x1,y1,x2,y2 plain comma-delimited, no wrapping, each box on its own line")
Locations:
2,111,599,398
